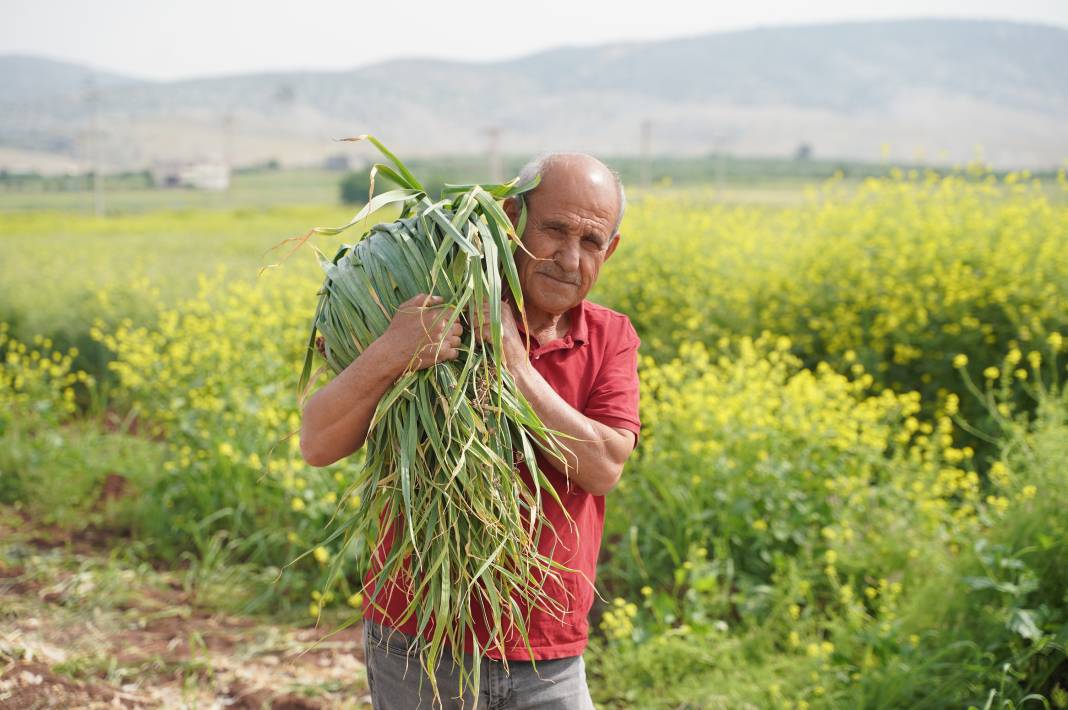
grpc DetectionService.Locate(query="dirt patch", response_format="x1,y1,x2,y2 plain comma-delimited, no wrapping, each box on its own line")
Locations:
2,590,370,708
1,507,372,709
0,661,146,709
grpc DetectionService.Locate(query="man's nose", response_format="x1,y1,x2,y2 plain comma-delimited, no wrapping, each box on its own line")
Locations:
554,240,581,273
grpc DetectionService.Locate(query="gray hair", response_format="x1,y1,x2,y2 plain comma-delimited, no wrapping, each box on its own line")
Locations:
515,152,627,236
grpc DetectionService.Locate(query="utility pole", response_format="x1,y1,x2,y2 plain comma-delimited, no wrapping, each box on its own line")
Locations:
716,143,727,192
711,129,741,192
86,76,105,217
486,126,502,183
639,119,652,188
222,111,234,171
218,109,235,193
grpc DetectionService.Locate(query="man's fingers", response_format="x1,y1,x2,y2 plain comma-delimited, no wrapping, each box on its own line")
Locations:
398,293,440,315
405,293,442,308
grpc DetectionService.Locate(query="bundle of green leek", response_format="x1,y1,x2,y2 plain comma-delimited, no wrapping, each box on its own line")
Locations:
295,136,575,703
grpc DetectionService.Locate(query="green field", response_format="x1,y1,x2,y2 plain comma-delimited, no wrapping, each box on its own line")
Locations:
16,153,1057,215
2,166,1068,708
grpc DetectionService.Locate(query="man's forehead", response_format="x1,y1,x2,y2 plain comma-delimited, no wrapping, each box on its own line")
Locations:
538,154,615,189
541,207,613,232
528,162,618,215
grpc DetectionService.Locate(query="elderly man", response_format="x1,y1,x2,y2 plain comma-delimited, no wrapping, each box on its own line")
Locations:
300,152,641,709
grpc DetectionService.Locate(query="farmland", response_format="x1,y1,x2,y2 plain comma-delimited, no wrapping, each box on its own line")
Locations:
2,167,1067,708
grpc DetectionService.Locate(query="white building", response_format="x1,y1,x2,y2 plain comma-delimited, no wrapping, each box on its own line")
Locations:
151,162,231,191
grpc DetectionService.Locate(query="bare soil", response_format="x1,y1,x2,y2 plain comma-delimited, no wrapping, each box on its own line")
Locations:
0,508,371,709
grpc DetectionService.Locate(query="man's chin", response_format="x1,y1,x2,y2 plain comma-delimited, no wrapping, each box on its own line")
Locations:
529,292,583,314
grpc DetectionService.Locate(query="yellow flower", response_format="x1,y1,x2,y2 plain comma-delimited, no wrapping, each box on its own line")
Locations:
313,546,330,564
348,592,364,608
752,518,768,532
953,353,968,368
983,366,999,380
290,497,306,512
944,393,959,415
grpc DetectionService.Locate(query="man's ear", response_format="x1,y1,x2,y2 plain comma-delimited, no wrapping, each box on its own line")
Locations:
503,196,520,227
604,232,622,261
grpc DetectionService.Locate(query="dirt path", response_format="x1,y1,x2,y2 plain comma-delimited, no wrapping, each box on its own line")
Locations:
0,508,371,709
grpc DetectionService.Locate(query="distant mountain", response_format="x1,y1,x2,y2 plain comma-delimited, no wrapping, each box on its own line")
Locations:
2,19,1067,173
0,55,143,101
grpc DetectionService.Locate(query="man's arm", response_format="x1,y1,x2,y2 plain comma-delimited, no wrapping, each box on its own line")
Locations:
300,294,463,467
474,301,640,496
512,363,637,496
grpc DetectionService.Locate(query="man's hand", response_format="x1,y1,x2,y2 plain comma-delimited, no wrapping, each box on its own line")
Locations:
378,293,464,377
471,299,530,373
299,293,461,467
470,298,634,496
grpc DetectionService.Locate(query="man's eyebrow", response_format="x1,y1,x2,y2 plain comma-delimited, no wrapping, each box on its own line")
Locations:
542,216,609,243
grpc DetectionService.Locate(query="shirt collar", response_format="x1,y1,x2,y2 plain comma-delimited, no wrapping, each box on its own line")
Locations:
515,299,588,351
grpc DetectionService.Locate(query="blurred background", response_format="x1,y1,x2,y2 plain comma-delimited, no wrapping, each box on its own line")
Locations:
1,0,1066,211
3,2,1068,709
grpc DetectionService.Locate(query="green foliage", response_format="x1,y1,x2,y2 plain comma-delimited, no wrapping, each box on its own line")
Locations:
2,168,1067,706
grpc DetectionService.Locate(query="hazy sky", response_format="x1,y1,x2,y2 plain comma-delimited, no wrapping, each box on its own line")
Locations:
5,0,1068,81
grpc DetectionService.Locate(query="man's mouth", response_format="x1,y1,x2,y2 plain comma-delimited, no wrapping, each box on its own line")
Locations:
538,272,579,286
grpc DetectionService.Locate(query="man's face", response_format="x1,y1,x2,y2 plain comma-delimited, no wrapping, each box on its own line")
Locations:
505,161,621,317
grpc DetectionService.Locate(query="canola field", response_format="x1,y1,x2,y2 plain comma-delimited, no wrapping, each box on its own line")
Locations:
2,169,1068,708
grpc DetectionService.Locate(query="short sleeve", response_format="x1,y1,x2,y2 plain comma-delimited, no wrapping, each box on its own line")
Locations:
582,319,642,449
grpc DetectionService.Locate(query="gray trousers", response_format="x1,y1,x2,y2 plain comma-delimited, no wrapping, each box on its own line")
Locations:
363,618,596,710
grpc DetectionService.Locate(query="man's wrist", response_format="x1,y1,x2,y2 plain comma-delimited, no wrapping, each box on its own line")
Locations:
363,338,407,385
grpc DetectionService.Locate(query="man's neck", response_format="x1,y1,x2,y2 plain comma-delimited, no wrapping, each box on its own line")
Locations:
517,302,572,343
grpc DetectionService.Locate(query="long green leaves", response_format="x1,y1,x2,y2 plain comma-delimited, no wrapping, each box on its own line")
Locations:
300,137,573,704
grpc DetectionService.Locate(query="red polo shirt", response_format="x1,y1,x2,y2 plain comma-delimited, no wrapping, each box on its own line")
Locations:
361,298,642,660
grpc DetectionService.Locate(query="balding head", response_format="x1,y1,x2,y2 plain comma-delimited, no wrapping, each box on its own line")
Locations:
502,151,624,319
515,153,626,235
